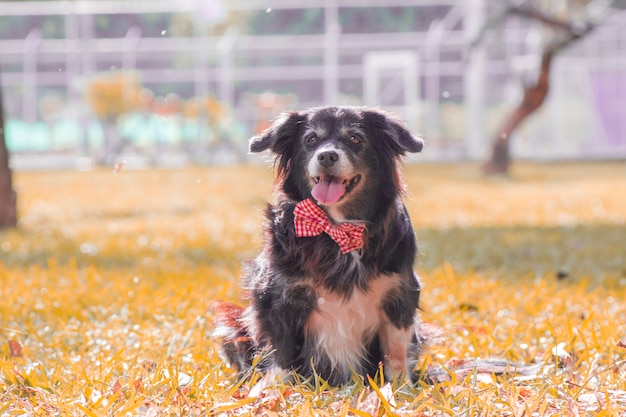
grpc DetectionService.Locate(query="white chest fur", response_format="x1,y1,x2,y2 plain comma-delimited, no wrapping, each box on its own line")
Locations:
304,274,400,376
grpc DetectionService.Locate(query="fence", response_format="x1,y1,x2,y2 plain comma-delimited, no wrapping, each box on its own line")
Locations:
1,0,625,169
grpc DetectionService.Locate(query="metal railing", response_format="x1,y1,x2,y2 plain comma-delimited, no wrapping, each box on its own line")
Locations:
0,0,624,168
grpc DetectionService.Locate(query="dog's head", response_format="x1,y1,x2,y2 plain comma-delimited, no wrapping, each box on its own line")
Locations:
250,106,422,219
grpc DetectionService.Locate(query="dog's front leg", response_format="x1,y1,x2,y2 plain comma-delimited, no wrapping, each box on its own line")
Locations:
251,280,317,395
379,320,416,383
379,275,421,383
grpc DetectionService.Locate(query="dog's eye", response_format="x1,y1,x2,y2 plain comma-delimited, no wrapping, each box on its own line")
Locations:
305,133,318,144
350,135,362,145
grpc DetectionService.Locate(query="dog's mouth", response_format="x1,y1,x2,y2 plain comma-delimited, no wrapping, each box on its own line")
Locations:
310,174,362,205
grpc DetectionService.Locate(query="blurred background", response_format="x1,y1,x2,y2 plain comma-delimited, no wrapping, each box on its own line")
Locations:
0,0,625,170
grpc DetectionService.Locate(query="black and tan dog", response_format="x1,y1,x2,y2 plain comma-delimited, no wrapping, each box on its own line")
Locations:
214,106,424,392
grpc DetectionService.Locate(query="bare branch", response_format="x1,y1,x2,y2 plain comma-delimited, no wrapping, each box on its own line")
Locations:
507,3,593,36
471,1,599,49
470,7,510,49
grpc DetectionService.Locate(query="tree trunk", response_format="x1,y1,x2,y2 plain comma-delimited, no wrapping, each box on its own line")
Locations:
0,77,17,229
480,3,595,176
484,50,553,175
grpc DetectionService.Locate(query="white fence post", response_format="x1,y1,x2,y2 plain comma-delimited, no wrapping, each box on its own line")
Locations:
80,13,95,75
363,51,419,132
324,0,340,105
23,28,41,124
464,0,487,160
218,28,236,109
425,20,443,138
123,26,142,71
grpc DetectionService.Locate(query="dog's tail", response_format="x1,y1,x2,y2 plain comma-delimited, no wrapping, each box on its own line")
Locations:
212,301,256,373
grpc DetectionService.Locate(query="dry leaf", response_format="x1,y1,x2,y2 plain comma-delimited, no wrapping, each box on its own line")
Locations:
113,160,126,174
474,373,495,385
8,340,23,357
329,400,345,415
231,386,249,400
136,403,160,417
258,389,282,412
518,387,533,399
133,377,143,393
112,379,123,394
379,383,397,408
552,342,576,368
358,388,381,416
282,388,294,399
617,337,626,349
109,378,123,402
578,390,626,411
446,358,468,369
418,322,446,346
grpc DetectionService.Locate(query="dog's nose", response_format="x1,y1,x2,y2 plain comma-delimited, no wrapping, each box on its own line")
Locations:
317,151,339,167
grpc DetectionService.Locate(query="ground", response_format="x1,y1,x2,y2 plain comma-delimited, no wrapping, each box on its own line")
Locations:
0,162,625,415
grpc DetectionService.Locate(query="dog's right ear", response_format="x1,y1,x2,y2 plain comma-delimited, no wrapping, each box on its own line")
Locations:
249,111,306,154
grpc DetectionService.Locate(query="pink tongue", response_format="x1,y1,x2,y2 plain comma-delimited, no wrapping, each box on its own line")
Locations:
311,179,346,204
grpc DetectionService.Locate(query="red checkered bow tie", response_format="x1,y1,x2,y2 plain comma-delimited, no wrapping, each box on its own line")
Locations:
294,198,366,254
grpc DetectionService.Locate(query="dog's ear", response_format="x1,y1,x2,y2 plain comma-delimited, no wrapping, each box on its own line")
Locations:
249,111,306,154
387,117,424,154
365,110,423,155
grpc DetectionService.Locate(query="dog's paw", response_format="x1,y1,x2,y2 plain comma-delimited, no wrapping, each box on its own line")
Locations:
248,366,291,398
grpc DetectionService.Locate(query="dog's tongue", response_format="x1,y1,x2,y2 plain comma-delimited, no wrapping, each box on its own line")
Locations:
311,178,346,204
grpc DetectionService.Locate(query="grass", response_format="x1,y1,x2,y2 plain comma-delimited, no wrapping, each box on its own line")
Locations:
1,161,625,415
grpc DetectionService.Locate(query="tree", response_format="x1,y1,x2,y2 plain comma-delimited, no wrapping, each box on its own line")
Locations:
478,0,615,175
0,74,17,229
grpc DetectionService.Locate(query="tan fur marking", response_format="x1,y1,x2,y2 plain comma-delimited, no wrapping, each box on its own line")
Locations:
379,318,415,382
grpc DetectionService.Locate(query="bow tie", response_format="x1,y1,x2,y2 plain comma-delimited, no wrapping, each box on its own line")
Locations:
293,199,366,254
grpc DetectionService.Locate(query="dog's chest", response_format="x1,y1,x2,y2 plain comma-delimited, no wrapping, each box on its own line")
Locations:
304,274,399,370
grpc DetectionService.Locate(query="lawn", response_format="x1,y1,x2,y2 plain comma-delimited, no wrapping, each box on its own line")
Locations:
1,161,625,415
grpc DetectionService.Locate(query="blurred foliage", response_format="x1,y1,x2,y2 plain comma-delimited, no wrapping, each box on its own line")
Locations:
246,8,325,35
0,162,625,414
182,95,228,123
85,71,232,124
93,13,169,38
338,5,453,34
81,71,243,163
245,5,454,35
1,0,621,41
84,71,144,121
0,11,171,40
0,15,64,39
0,3,459,40
0,4,456,39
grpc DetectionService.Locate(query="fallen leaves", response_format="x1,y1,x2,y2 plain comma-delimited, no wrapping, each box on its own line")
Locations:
210,387,288,415
8,340,23,357
577,390,626,412
551,342,580,370
1,164,626,415
210,381,404,417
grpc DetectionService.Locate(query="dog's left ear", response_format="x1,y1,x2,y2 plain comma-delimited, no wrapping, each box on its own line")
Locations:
365,110,424,155
249,111,306,154
388,117,423,154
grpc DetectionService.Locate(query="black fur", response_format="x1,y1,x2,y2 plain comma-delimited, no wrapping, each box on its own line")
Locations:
215,106,424,387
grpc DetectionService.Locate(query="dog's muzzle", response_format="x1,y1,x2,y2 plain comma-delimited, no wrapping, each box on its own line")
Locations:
308,147,361,205
317,150,339,168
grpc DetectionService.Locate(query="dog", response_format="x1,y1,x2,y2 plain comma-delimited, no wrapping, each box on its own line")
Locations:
214,106,424,392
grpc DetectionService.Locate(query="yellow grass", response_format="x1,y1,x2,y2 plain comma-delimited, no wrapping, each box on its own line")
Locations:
1,162,626,415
